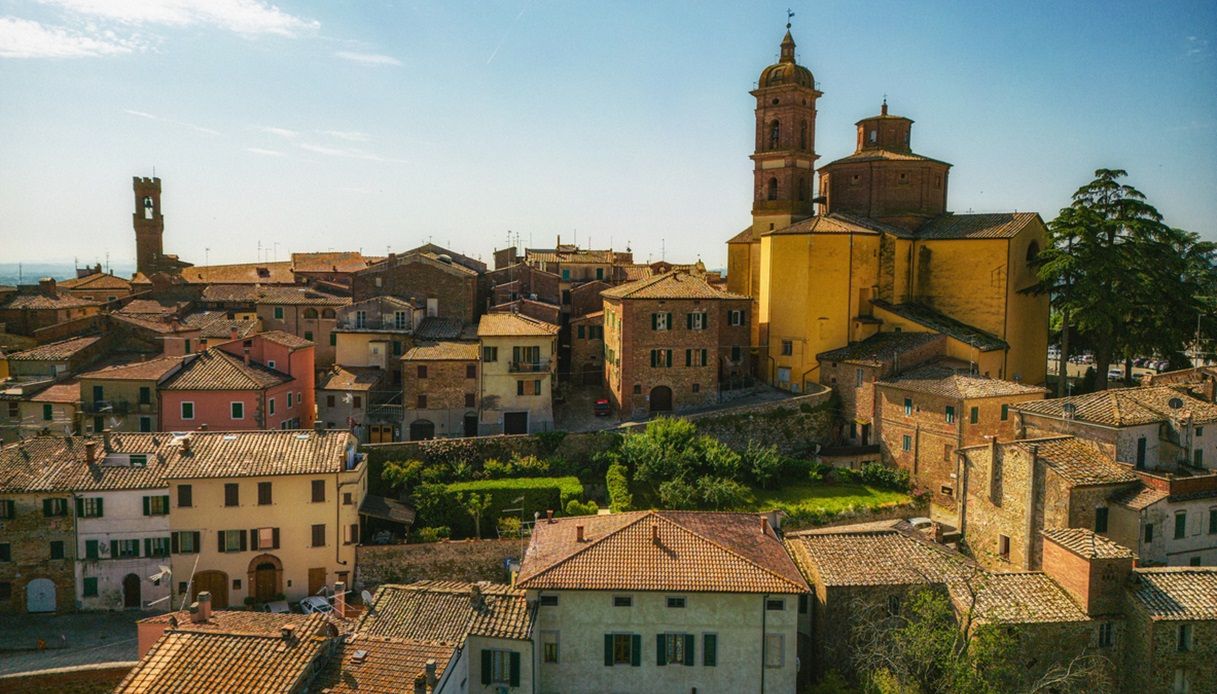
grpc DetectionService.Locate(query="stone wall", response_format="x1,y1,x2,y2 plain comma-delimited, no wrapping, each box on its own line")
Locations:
355,540,518,588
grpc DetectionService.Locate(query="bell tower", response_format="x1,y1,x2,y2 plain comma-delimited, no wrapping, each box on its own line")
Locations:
133,176,164,275
750,26,821,234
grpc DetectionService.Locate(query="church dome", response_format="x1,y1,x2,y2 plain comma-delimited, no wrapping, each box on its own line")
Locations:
758,31,815,89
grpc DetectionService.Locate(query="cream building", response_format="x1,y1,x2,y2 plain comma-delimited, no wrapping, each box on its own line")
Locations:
163,428,365,608
477,313,559,435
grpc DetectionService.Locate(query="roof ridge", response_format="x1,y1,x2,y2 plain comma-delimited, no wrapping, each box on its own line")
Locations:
518,511,658,584
662,513,807,592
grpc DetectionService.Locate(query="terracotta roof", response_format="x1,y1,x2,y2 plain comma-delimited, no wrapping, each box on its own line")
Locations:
600,271,748,301
6,335,100,361
1013,437,1138,486
1129,568,1217,620
159,430,357,480
161,350,288,391
181,260,296,285
1014,386,1217,426
363,250,479,277
766,213,912,238
414,317,465,340
817,332,943,367
477,313,559,337
524,247,624,264
180,310,259,339
958,572,1090,624
110,312,189,335
314,635,452,693
359,494,416,525
785,520,971,587
1,291,99,310
291,251,370,274
877,365,1047,399
727,225,758,244
1042,528,1135,559
115,614,333,693
58,272,132,290
824,147,949,167
518,511,808,594
256,286,350,306
358,581,534,642
403,341,480,361
28,379,80,404
260,330,314,348
1109,483,1169,511
139,609,330,635
200,285,261,303
871,300,1008,351
0,435,168,492
79,354,184,382
317,365,386,391
570,310,604,323
916,212,1040,240
117,298,190,316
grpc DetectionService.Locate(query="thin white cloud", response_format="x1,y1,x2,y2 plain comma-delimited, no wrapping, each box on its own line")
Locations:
0,16,141,58
321,130,371,142
334,50,401,66
260,126,299,139
298,142,404,164
40,0,319,37
1185,35,1209,58
124,108,221,136
246,147,285,156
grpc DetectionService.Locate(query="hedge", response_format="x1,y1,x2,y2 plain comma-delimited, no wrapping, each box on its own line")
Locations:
435,476,585,538
606,463,632,512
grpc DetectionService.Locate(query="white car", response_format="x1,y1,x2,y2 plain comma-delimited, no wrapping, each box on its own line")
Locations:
908,517,933,531
299,596,334,614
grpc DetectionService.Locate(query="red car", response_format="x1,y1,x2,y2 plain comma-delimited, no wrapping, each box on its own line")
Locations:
593,399,611,417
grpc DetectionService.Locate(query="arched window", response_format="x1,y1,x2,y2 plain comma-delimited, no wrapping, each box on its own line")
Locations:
303,308,319,320
797,177,806,201
1026,241,1040,266
769,120,780,150
321,308,336,319
799,121,808,150
767,177,778,201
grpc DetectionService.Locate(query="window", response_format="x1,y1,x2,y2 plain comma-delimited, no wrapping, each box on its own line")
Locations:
684,349,708,367
7,401,18,418
606,633,640,666
128,453,148,468
84,540,98,559
252,527,279,551
177,484,192,508
1209,507,1217,534
731,345,742,362
613,595,632,607
343,492,353,505
943,444,954,462
268,398,276,416
651,312,672,331
1196,449,1204,467
561,268,571,280
542,631,560,663
999,535,1010,561
353,396,362,409
1098,621,1114,648
1095,507,1109,533
50,540,65,559
139,416,152,432
466,363,477,379
650,349,673,368
1174,668,1190,694
311,524,326,547
764,633,784,668
329,332,336,346
728,309,745,326
417,365,428,379
482,649,518,686
0,500,13,519
0,544,9,561
138,386,151,405
355,310,367,328
219,529,244,553
0,582,9,600
311,480,326,502
224,483,239,507
692,383,701,393
902,435,911,452
1001,404,1009,420
854,368,865,387
273,306,284,320
180,401,194,420
465,393,475,408
945,406,956,423
768,119,780,149
258,481,272,505
394,311,408,330
42,403,53,421
659,633,694,666
1175,511,1187,540
43,498,68,516
230,402,244,420
633,384,642,394
83,577,98,597
77,497,103,518
1136,437,1147,469
904,398,913,415
703,633,717,666
1145,523,1154,543
766,598,785,611
687,312,707,330
143,495,169,516
326,395,335,408
483,346,498,362
147,537,171,557
516,380,541,396
781,340,793,356
887,595,902,616
172,531,200,554
667,596,686,608
287,392,294,408
969,406,979,424
1177,623,1193,652
540,594,559,606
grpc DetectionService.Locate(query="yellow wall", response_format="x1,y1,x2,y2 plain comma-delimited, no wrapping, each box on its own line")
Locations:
1003,221,1050,384
479,334,557,433
911,238,1010,339
335,332,411,369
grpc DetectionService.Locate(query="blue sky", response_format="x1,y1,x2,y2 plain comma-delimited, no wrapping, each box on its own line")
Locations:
1,0,1214,270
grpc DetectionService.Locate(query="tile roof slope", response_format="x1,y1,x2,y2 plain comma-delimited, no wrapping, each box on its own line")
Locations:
114,614,332,693
414,316,465,340
29,379,80,403
816,331,943,366
727,225,758,244
79,354,184,381
959,572,1090,624
291,251,370,274
160,430,355,479
317,365,386,391
1129,567,1217,620
477,312,559,337
6,335,100,361
358,581,534,642
256,286,351,306
403,341,480,361
1013,437,1138,486
599,271,748,301
58,272,132,290
825,148,949,166
0,435,169,492
878,365,1048,399
259,329,314,348
200,285,261,303
1,292,99,309
915,212,1039,240
313,635,453,693
517,511,808,593
870,300,1008,351
140,609,330,635
161,350,289,391
1109,483,1169,511
785,521,972,586
1014,385,1217,426
180,260,296,285
1041,528,1135,559
766,213,914,238
117,298,191,315
179,310,259,339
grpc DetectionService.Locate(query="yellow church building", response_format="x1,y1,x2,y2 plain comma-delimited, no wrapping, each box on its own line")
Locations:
728,30,1048,392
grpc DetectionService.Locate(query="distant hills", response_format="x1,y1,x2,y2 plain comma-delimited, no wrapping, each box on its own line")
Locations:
0,263,135,286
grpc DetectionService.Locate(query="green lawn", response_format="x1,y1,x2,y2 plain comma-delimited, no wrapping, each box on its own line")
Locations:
742,482,910,515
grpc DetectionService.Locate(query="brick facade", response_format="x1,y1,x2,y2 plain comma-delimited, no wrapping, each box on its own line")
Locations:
402,350,479,440
352,252,481,324
0,493,77,613
568,312,604,386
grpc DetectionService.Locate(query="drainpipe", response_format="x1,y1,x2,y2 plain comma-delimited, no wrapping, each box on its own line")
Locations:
1025,444,1039,570
760,593,768,694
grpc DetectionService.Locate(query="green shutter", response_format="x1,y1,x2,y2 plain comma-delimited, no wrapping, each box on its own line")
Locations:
685,349,692,366
604,634,614,666
651,313,657,330
96,498,103,517
217,530,225,552
656,634,667,666
142,496,150,516
76,498,84,517
684,634,695,666
43,499,52,516
161,496,169,514
43,404,52,421
110,539,119,557
701,349,707,366
666,313,672,329
686,313,693,329
86,539,98,559
144,538,152,558
666,350,672,367
631,634,641,666
171,533,179,554
480,649,492,685
509,651,521,686
704,634,717,666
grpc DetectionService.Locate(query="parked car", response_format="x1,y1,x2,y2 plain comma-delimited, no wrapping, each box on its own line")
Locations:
299,596,334,614
261,600,290,614
1107,368,1123,381
593,399,611,417
908,517,933,531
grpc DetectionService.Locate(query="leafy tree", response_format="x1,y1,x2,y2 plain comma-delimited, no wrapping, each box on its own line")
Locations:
456,492,492,540
743,441,783,489
694,476,749,510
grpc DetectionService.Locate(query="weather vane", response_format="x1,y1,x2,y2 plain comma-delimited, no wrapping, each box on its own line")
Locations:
787,9,794,29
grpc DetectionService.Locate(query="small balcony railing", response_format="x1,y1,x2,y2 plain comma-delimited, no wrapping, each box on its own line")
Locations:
509,360,550,373
82,399,131,415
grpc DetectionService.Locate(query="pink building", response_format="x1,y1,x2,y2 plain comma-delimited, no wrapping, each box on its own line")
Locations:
158,331,315,431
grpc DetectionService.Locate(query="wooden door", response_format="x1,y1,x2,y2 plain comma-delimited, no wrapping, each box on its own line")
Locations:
123,573,141,608
254,563,278,602
192,570,228,609
503,412,528,434
649,386,673,412
308,568,327,597
25,578,56,613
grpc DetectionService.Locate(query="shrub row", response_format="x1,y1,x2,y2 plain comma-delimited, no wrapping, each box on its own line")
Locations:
412,476,585,539
606,463,632,512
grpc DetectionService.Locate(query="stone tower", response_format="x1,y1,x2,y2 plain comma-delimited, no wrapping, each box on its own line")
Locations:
133,176,164,275
750,29,821,235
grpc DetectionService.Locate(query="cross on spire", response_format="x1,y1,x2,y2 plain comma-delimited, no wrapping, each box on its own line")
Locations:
787,8,794,29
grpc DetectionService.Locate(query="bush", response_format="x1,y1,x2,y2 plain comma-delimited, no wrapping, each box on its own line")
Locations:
695,476,748,510
482,458,513,478
565,498,599,516
606,463,633,512
435,476,585,538
533,430,567,453
743,441,783,488
496,516,522,538
415,526,451,543
511,454,550,476
837,462,910,491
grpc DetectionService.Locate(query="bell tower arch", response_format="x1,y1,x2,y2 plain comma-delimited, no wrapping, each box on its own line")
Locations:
133,176,164,275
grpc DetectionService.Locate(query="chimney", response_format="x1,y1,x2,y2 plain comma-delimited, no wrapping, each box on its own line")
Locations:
546,509,554,523
931,521,945,543
243,347,250,366
470,584,484,610
280,624,295,642
196,591,212,621
180,435,192,454
576,525,585,542
102,428,112,450
198,423,207,431
38,277,56,295
84,441,98,465
651,523,659,542
334,581,346,618
188,602,202,623
425,659,437,688
229,326,238,341
760,515,769,536
413,674,427,694
314,419,325,435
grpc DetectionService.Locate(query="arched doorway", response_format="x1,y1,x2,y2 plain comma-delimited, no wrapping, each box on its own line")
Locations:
247,554,283,603
409,418,435,441
123,573,142,608
463,412,478,437
649,386,673,412
192,570,229,609
25,578,56,613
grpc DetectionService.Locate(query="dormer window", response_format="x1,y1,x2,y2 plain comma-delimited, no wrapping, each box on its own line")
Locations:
869,130,877,143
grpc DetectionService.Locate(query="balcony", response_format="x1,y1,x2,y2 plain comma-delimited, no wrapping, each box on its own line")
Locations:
82,399,131,415
339,318,412,332
509,360,551,373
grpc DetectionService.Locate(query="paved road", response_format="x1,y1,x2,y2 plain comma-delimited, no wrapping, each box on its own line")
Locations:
0,611,155,675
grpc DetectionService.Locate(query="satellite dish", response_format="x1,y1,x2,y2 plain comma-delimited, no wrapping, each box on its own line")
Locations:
361,590,373,605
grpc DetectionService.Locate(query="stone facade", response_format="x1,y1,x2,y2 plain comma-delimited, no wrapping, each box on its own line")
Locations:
568,311,604,386
402,348,480,440
256,302,342,367
1120,584,1217,694
0,493,77,613
352,250,482,325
